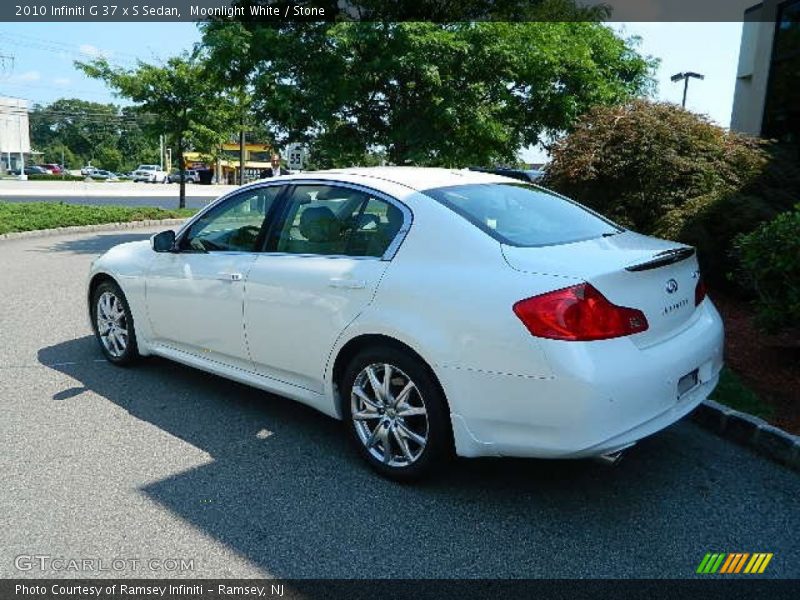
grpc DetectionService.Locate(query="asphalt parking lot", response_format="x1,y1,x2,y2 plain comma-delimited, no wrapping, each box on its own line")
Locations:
0,226,798,579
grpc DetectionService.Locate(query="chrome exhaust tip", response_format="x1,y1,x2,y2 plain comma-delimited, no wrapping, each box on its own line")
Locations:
592,450,625,466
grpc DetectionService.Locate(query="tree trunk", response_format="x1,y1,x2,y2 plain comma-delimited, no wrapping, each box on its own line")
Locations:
177,135,186,209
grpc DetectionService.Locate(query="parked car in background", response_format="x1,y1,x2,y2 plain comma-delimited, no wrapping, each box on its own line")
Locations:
41,163,64,174
132,164,168,183
167,169,200,184
80,165,95,176
10,165,50,176
89,170,118,181
87,167,723,480
469,167,544,183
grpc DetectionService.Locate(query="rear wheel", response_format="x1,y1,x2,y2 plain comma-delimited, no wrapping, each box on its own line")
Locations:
91,280,140,366
341,346,452,480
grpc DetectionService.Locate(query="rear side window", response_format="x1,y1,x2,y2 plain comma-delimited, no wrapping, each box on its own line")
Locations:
423,183,620,247
273,185,405,257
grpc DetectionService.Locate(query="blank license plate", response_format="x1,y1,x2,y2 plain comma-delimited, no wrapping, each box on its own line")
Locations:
678,369,699,397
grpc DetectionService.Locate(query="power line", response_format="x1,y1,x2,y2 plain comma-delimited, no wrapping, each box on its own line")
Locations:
0,30,140,67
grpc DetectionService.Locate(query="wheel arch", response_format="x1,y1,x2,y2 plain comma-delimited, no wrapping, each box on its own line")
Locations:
330,333,450,423
87,272,119,314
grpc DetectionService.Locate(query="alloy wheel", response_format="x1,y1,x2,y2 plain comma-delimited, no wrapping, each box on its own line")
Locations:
350,363,429,467
96,291,129,358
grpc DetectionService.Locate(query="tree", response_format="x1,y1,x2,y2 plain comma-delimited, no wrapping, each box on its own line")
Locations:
38,143,77,169
94,146,124,172
30,99,118,163
201,18,654,167
200,21,259,185
29,99,159,170
76,54,224,208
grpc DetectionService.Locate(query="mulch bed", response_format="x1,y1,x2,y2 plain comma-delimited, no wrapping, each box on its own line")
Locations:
711,290,800,435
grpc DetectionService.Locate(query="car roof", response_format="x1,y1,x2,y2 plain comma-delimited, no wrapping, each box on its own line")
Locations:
248,167,516,192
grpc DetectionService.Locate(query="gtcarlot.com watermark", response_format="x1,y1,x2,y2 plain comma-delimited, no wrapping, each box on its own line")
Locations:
14,554,195,573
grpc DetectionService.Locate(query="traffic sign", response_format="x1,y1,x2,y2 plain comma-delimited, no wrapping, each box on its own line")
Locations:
286,143,306,171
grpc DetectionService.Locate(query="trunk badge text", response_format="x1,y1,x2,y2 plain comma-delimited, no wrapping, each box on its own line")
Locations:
662,298,689,315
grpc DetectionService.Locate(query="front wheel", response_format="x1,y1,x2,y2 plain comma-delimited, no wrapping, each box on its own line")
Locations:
341,346,453,481
90,280,140,366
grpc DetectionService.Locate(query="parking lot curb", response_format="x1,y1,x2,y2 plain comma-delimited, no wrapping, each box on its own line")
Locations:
0,218,188,241
692,400,800,471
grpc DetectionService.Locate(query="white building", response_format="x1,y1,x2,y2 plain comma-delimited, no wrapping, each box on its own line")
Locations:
0,96,31,173
731,0,800,142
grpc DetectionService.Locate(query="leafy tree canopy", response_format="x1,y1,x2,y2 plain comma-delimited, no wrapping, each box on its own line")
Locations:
202,18,654,167
544,99,800,284
29,98,157,170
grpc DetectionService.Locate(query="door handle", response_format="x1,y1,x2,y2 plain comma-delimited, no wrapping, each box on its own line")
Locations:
328,278,366,289
217,272,243,281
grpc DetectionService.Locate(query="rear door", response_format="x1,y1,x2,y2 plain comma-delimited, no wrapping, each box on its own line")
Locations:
243,182,409,392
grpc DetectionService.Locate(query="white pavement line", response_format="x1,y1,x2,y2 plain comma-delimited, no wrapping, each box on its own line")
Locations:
0,359,109,368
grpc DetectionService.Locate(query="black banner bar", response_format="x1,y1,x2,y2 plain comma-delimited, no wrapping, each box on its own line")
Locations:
3,579,800,600
0,0,779,22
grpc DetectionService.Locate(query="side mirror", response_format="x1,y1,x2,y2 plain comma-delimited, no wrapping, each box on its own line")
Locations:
151,230,176,253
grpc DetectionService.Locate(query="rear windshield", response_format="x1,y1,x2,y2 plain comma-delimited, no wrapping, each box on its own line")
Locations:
422,183,621,247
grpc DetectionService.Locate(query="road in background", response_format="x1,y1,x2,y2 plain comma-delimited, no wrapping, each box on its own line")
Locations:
0,226,798,579
0,180,239,209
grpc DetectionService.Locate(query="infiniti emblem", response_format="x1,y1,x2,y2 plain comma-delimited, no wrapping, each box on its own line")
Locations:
665,279,679,294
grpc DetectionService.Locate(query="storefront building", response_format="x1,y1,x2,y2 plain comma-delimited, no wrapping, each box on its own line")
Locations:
731,0,800,144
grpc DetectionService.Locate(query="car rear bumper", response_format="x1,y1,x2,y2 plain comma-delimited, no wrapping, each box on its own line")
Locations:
444,299,725,459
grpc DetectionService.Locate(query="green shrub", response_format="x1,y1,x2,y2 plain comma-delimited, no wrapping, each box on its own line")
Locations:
25,173,85,181
733,205,800,332
544,100,800,283
709,368,772,418
0,202,195,235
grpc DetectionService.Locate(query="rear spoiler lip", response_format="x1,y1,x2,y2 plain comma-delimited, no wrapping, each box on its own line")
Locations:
625,247,696,272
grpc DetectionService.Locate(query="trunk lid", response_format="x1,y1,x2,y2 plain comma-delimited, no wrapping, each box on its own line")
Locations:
502,231,702,347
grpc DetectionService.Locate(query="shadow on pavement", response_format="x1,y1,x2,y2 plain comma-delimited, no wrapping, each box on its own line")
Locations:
37,336,799,578
37,232,155,255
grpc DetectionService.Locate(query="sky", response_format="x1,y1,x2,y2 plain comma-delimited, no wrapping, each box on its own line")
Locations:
0,21,744,162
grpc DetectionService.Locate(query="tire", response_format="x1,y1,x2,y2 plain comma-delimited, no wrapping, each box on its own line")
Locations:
90,280,140,366
341,345,453,481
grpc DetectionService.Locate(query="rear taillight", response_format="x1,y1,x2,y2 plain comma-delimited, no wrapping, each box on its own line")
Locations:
513,283,649,341
694,276,707,306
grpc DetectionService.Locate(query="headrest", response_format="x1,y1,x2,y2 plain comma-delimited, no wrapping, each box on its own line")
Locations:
299,206,341,243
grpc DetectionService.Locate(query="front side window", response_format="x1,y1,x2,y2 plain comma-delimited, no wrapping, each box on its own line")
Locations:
273,185,404,257
422,183,620,247
180,186,283,252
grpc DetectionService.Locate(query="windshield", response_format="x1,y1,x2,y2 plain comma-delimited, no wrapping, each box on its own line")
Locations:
422,183,621,247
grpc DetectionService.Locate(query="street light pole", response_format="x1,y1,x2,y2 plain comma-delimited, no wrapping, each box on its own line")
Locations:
670,72,705,108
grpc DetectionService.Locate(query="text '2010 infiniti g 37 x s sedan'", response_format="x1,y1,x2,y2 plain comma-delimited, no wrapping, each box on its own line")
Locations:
88,167,724,480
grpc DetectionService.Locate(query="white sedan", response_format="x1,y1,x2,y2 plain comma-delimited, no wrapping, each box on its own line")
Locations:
87,167,724,479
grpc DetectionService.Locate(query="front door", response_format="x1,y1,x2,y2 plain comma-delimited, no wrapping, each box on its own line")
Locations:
145,185,284,369
244,183,408,392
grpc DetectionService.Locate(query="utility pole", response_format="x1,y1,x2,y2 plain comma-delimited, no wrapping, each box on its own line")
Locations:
239,123,246,185
670,72,705,108
0,53,14,77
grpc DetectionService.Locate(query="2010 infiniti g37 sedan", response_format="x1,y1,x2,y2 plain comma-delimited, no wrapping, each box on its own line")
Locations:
87,167,724,479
